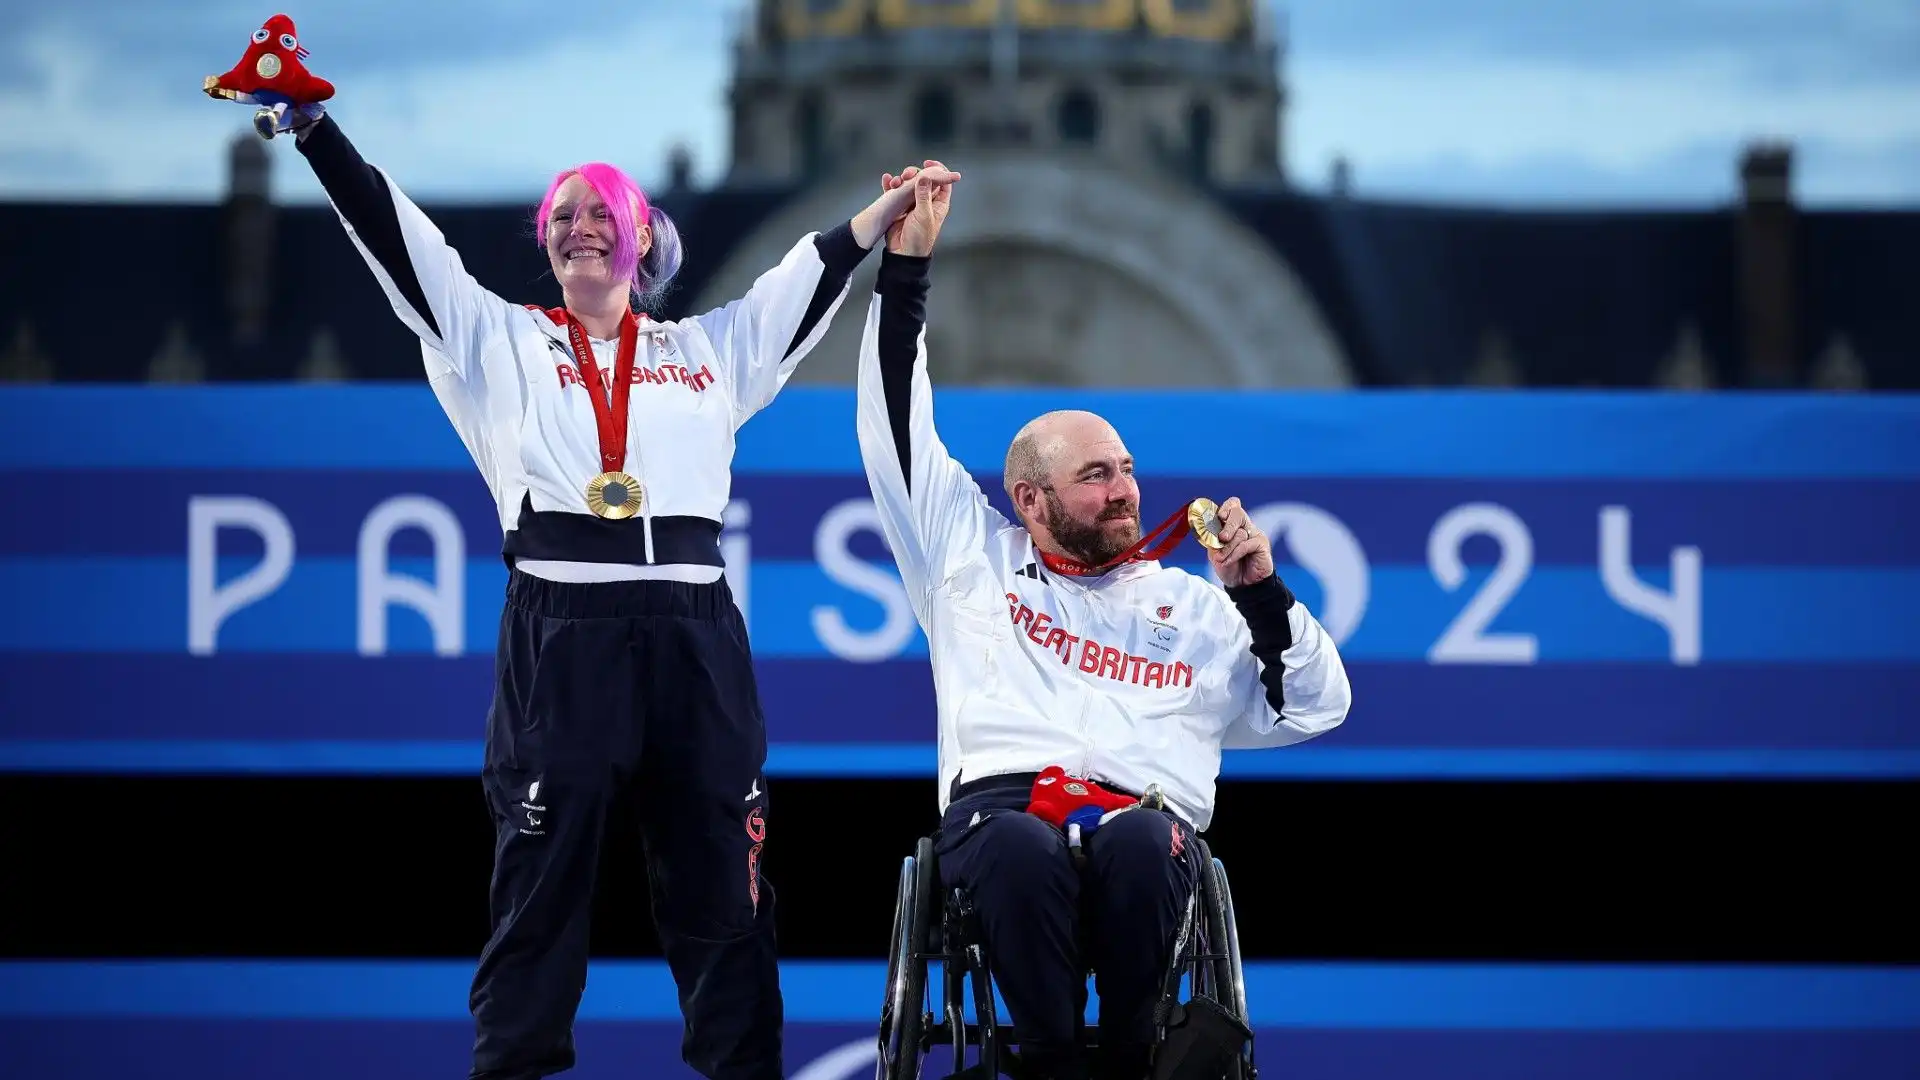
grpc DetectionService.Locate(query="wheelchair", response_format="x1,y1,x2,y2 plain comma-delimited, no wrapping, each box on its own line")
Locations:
875,829,1254,1080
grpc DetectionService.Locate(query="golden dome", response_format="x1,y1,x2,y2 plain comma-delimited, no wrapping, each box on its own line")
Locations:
775,0,1251,42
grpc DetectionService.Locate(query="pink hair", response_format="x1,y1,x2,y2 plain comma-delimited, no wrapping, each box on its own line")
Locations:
535,162,652,290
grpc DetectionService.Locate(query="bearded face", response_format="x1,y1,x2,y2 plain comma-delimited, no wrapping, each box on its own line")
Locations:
1004,412,1143,570
1041,484,1141,568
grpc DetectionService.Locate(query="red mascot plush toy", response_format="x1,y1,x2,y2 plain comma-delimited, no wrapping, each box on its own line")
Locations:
1025,766,1148,864
202,14,335,141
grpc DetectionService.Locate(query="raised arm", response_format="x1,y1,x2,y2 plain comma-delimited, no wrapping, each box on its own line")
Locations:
1219,576,1353,749
689,181,924,428
294,115,513,381
855,248,1005,614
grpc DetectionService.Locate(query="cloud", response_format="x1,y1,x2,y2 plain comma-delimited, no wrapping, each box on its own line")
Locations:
1280,0,1920,82
0,4,733,201
0,0,707,82
270,6,734,202
1320,138,1920,209
1287,45,1920,205
0,144,95,188
0,0,1913,206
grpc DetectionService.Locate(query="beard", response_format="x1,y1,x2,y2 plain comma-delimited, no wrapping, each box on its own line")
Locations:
1044,488,1141,568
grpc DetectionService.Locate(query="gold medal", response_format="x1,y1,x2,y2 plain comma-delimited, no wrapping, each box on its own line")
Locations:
586,471,643,520
1187,498,1225,550
1047,499,1226,576
567,311,644,522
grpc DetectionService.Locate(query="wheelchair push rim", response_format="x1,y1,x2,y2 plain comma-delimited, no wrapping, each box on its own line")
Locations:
876,852,924,1080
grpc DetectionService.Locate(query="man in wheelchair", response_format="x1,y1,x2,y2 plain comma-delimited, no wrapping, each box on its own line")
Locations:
854,165,1352,1079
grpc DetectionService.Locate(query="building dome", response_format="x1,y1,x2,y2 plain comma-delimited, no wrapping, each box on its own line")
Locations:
767,0,1258,41
705,0,1337,391
727,0,1286,186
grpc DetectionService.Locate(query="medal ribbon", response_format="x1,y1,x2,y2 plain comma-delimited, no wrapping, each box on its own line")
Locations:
565,311,641,474
1037,503,1195,578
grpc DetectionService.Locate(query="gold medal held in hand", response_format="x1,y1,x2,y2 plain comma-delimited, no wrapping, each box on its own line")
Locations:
586,471,644,520
1187,498,1225,550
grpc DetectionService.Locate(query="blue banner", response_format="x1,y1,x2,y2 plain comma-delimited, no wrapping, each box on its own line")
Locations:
2,387,1916,777
2,960,1915,1080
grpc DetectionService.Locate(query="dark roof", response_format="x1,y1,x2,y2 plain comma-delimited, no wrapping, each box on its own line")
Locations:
1216,191,1744,386
1799,210,1920,388
0,202,227,381
2,181,1913,387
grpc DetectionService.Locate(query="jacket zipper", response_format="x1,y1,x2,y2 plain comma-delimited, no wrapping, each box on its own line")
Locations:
1074,673,1095,778
1077,586,1104,778
627,334,653,564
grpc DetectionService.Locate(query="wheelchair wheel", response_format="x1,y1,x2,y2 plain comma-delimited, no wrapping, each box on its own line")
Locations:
1204,855,1254,1078
1149,840,1254,1080
876,837,937,1080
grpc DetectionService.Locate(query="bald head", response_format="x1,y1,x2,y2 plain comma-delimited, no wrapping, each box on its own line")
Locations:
1003,408,1134,523
1003,410,1102,500
1002,409,1141,563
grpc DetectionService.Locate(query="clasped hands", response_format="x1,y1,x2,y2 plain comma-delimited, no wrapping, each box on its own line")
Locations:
868,160,961,258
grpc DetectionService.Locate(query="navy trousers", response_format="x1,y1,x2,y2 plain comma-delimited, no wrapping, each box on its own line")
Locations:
934,778,1204,1080
469,571,781,1080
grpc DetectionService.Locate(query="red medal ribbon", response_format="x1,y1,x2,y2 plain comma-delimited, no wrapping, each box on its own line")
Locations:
565,311,641,473
1036,503,1194,578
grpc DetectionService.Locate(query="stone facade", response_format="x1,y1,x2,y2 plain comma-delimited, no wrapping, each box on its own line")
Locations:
712,0,1340,385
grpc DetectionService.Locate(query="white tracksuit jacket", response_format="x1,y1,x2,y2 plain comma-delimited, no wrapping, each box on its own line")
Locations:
855,252,1352,830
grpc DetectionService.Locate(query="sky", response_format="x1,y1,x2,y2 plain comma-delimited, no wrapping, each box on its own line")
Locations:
0,0,1914,208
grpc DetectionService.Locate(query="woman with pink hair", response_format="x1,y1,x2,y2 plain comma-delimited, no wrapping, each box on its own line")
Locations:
205,20,957,1080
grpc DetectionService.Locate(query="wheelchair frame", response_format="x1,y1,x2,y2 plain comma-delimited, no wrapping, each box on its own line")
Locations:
876,831,1253,1080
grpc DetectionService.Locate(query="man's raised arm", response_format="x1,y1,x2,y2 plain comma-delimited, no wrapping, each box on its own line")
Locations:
855,249,1006,614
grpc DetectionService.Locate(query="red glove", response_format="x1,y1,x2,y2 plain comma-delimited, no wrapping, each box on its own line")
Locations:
1025,766,1137,830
